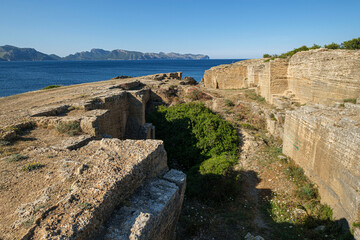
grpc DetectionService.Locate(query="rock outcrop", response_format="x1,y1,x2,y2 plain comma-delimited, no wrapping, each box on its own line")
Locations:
0,73,188,240
204,49,360,105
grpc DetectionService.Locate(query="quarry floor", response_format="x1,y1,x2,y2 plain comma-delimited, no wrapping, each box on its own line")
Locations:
175,88,352,240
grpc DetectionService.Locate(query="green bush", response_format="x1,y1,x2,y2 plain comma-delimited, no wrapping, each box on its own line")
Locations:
309,44,321,49
148,103,240,202
343,98,357,104
21,162,44,172
280,45,310,58
296,183,318,200
225,99,235,107
42,85,61,90
353,221,360,228
199,154,237,176
263,37,360,60
341,37,360,50
324,42,341,49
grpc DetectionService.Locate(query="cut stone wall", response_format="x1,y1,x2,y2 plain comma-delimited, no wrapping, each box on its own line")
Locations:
204,49,360,105
18,139,185,240
283,104,360,224
287,49,360,105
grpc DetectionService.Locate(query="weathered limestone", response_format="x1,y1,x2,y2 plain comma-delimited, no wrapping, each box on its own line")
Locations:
19,139,179,240
102,169,186,240
287,49,360,105
204,49,360,105
283,104,360,224
204,58,289,103
0,73,188,240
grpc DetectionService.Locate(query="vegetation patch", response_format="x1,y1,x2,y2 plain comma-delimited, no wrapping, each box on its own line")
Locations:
353,222,360,228
21,162,44,172
263,36,360,59
343,98,357,104
225,99,235,107
185,88,212,101
55,121,82,136
6,153,28,163
148,102,240,202
235,104,266,131
244,89,265,103
42,85,62,90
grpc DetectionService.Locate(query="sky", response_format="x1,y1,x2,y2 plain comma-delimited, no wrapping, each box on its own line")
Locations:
1,0,360,59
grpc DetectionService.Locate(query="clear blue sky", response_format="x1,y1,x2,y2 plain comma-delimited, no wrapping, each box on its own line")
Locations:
1,0,360,59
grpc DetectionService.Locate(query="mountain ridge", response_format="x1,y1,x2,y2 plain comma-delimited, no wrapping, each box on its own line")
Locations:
0,45,210,61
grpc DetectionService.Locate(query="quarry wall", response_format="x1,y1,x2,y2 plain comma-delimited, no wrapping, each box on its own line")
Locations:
204,49,360,105
283,105,360,224
204,50,360,230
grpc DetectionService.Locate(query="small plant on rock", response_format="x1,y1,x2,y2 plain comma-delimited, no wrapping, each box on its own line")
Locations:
42,85,61,90
6,154,28,163
343,98,357,104
55,121,82,136
21,162,44,172
225,99,235,107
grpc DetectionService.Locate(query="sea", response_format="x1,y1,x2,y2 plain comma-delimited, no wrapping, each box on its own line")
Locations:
0,59,242,97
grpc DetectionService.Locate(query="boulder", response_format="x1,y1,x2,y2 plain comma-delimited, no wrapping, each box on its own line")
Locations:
180,77,197,85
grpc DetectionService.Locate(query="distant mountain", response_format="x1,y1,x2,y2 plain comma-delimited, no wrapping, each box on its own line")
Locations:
0,45,60,61
63,48,209,60
0,45,209,61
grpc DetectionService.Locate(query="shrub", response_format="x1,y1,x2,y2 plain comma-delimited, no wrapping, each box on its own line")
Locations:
296,183,318,200
309,44,321,49
280,45,310,58
353,221,360,228
343,98,357,104
148,102,240,202
225,99,235,107
55,121,82,136
6,154,27,162
270,113,277,121
21,162,44,172
199,154,237,176
324,42,341,49
341,37,360,50
42,85,61,90
263,53,272,58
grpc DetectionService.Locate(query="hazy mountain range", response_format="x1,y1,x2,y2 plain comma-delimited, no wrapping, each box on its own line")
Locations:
0,45,210,61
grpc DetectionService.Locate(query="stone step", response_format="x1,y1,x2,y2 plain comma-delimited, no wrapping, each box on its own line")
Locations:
23,139,170,240
100,169,186,240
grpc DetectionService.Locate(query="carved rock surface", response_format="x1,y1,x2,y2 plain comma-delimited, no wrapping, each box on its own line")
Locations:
204,49,360,105
287,49,360,105
283,104,360,224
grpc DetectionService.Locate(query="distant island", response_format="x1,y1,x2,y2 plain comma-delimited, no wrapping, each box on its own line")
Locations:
0,45,209,61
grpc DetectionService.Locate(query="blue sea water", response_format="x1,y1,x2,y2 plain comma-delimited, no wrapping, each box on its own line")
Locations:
0,59,242,97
